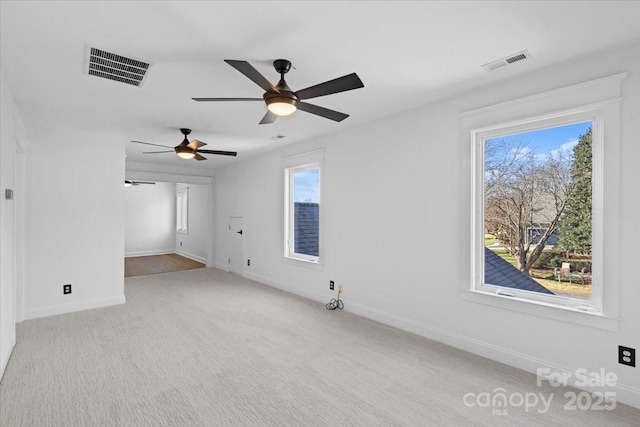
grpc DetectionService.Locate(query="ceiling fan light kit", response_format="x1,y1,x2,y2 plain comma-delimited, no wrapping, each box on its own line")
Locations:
266,96,298,116
176,149,195,159
264,59,298,116
175,128,196,159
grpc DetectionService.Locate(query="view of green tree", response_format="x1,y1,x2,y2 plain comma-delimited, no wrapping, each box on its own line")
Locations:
557,127,592,254
484,136,571,276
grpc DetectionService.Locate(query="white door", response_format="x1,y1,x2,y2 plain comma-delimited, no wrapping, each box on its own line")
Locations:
228,217,243,275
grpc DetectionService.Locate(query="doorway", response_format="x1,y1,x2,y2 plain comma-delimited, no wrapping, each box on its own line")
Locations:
123,171,214,267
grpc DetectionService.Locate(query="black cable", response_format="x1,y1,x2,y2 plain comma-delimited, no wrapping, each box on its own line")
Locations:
326,289,344,310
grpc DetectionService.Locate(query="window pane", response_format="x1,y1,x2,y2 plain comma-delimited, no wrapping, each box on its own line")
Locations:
483,121,593,300
176,194,181,230
176,192,187,231
293,168,319,257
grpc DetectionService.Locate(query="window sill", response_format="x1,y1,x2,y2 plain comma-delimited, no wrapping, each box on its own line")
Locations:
461,290,619,332
176,230,188,235
283,256,324,271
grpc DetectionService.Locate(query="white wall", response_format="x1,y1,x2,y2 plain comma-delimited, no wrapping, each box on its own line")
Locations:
0,70,26,379
125,182,175,256
214,43,640,407
24,130,126,319
175,183,208,264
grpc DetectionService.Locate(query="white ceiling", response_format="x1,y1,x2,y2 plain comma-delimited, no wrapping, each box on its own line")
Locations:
2,1,639,170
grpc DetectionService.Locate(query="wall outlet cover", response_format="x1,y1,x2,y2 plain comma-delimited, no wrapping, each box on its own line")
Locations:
619,346,636,367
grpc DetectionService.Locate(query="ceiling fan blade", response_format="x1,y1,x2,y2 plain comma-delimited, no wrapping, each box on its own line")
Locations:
297,102,350,122
295,73,364,100
132,181,155,185
224,60,280,94
131,140,174,149
142,150,175,154
187,140,207,150
259,110,278,125
192,97,263,102
197,149,238,157
194,153,207,161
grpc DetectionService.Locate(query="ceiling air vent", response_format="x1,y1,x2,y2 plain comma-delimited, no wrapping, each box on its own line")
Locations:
84,46,151,87
482,50,531,71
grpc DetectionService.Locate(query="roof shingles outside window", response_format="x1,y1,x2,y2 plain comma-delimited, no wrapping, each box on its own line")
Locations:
294,202,319,257
484,247,554,294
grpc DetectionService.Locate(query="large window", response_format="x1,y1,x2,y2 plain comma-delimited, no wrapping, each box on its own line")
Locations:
285,163,321,263
464,73,624,327
473,111,602,312
176,189,188,233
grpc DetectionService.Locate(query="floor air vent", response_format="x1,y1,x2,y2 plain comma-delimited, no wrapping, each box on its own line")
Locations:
482,50,531,71
85,47,151,87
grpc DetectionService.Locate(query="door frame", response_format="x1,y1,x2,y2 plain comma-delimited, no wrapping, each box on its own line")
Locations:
124,169,215,267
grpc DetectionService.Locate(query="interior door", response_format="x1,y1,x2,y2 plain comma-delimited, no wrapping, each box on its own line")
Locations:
228,216,243,275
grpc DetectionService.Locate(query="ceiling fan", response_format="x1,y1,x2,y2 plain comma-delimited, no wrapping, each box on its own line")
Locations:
192,59,364,124
130,128,237,161
124,180,155,187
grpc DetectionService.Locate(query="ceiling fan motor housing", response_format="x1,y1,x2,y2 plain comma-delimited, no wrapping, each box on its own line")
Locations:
263,91,299,110
175,145,193,155
264,63,298,114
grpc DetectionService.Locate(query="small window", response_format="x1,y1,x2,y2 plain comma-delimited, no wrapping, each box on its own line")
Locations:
176,189,188,233
474,114,601,312
285,164,321,262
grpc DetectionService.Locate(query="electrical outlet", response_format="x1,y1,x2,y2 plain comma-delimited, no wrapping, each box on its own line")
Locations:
619,346,636,367
63,284,72,295
329,280,334,290
338,284,343,292
247,259,250,266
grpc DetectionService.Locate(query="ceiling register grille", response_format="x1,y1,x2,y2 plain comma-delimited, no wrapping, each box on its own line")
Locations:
85,47,150,86
482,50,531,71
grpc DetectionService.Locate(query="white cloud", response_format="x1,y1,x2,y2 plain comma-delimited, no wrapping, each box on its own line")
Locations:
549,138,579,159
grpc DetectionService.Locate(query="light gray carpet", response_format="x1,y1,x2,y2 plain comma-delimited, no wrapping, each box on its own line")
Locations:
1,268,638,426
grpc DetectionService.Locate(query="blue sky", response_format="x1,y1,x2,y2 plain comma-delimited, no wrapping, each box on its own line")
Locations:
492,121,592,158
293,168,319,203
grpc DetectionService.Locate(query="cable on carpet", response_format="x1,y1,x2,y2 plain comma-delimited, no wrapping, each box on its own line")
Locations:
326,290,344,310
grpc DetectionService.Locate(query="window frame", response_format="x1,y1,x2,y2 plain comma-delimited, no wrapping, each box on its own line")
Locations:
176,188,188,234
472,110,603,312
283,149,324,267
460,72,625,330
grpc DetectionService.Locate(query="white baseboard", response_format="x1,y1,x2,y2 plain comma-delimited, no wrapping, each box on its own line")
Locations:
125,249,173,258
175,250,206,264
241,272,640,409
24,295,126,320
